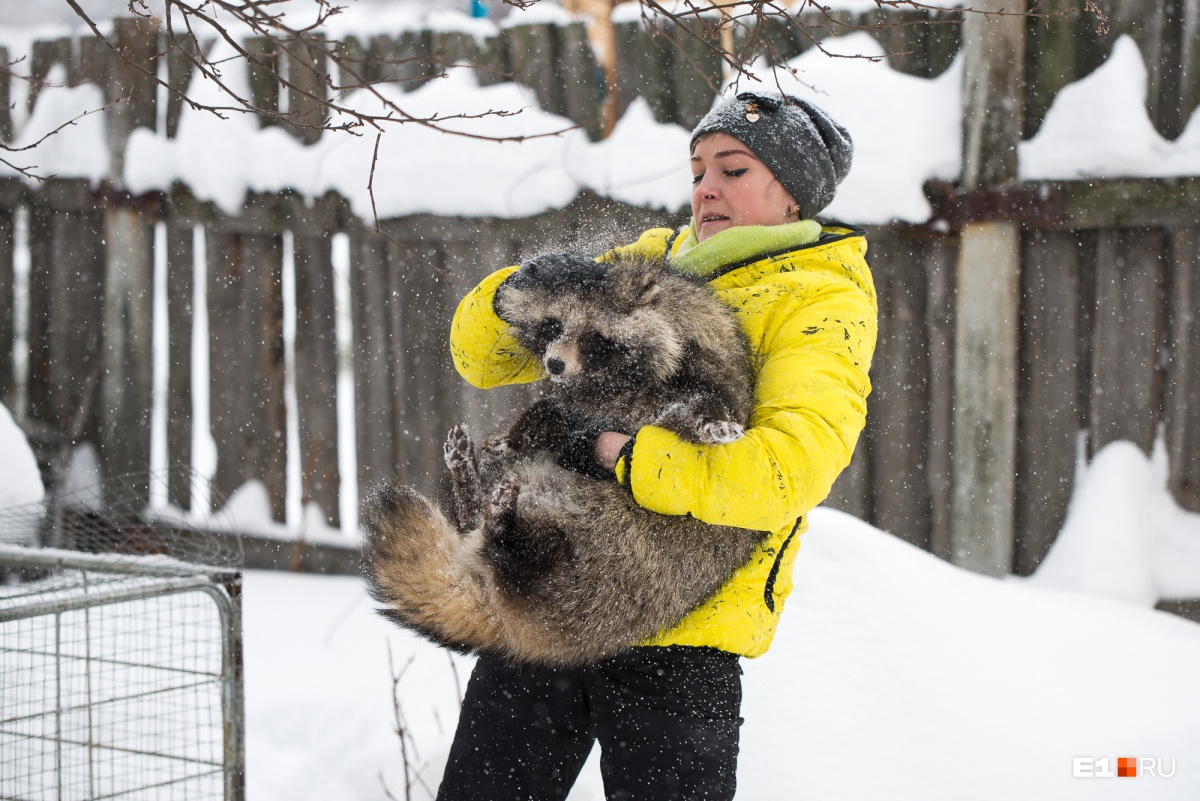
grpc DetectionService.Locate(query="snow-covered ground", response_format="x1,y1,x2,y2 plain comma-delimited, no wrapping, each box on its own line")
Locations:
5,404,1199,799
244,502,1200,801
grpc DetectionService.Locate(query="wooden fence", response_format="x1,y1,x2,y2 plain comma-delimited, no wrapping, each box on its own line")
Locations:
3,1,1198,142
0,2,1198,577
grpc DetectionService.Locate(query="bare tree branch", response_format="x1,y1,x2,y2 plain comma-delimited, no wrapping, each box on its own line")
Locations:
0,96,124,182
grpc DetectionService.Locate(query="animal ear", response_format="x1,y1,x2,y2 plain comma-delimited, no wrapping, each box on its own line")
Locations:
635,272,661,305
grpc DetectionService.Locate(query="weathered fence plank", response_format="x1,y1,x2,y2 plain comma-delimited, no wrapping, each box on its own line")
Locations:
612,18,675,125
504,22,561,118
206,230,287,519
666,18,721,130
244,37,280,127
164,32,200,139
824,427,871,521
350,228,399,494
28,38,74,112
292,230,341,526
1015,229,1083,575
284,35,328,145
1090,228,1165,454
166,220,194,509
384,234,460,495
923,236,957,562
0,46,10,142
0,204,12,406
1165,227,1200,513
369,32,435,89
99,207,154,506
104,19,159,180
865,231,932,550
26,187,105,449
556,20,603,136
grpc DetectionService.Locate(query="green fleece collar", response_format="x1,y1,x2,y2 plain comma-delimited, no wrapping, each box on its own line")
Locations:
669,218,823,278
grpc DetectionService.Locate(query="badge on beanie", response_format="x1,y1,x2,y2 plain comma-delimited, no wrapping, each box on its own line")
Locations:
745,101,760,123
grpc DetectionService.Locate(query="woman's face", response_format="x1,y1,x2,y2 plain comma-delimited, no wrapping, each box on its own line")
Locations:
690,132,798,242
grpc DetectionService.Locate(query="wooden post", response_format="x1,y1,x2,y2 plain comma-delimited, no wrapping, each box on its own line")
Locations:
951,0,1026,576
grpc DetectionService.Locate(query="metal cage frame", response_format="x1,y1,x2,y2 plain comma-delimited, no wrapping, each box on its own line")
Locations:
0,544,245,801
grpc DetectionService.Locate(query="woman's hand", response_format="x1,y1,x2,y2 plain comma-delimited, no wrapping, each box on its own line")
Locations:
594,432,632,473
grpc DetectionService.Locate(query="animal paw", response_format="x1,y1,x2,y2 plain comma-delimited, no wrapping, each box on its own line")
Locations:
444,425,473,469
699,420,745,444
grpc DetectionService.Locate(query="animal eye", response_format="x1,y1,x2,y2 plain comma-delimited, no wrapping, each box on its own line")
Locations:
579,331,624,364
535,318,563,344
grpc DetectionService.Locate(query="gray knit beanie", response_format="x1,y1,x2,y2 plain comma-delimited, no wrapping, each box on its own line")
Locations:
690,91,853,221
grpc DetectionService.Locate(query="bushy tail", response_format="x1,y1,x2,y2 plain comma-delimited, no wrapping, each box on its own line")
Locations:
360,480,502,654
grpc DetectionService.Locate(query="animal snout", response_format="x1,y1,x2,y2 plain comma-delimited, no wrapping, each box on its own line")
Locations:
546,357,566,375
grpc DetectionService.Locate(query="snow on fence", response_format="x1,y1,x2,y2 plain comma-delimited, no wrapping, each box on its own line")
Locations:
0,545,245,801
1,2,1197,142
0,3,1198,578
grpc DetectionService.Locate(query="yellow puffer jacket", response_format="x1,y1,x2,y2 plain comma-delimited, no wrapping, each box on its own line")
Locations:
449,223,877,658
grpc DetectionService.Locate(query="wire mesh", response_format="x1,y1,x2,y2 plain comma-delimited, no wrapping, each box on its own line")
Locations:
0,546,243,800
0,467,243,569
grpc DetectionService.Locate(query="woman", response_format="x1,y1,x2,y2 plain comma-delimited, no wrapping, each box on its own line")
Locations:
440,92,877,801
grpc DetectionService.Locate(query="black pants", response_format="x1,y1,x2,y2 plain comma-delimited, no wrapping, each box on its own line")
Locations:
437,646,743,801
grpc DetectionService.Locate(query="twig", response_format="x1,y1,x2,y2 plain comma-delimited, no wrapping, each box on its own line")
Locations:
386,643,417,801
1,98,124,182
367,131,451,276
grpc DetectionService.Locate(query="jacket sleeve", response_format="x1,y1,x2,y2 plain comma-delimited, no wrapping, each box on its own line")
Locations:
623,269,877,534
449,228,679,389
449,265,545,389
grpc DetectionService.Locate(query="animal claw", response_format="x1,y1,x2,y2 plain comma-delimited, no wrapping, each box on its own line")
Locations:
699,420,744,444
444,425,472,468
490,479,519,514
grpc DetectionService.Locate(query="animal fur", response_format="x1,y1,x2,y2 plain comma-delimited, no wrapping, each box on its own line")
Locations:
362,253,767,667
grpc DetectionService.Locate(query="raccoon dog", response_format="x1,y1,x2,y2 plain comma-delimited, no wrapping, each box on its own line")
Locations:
361,253,767,667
